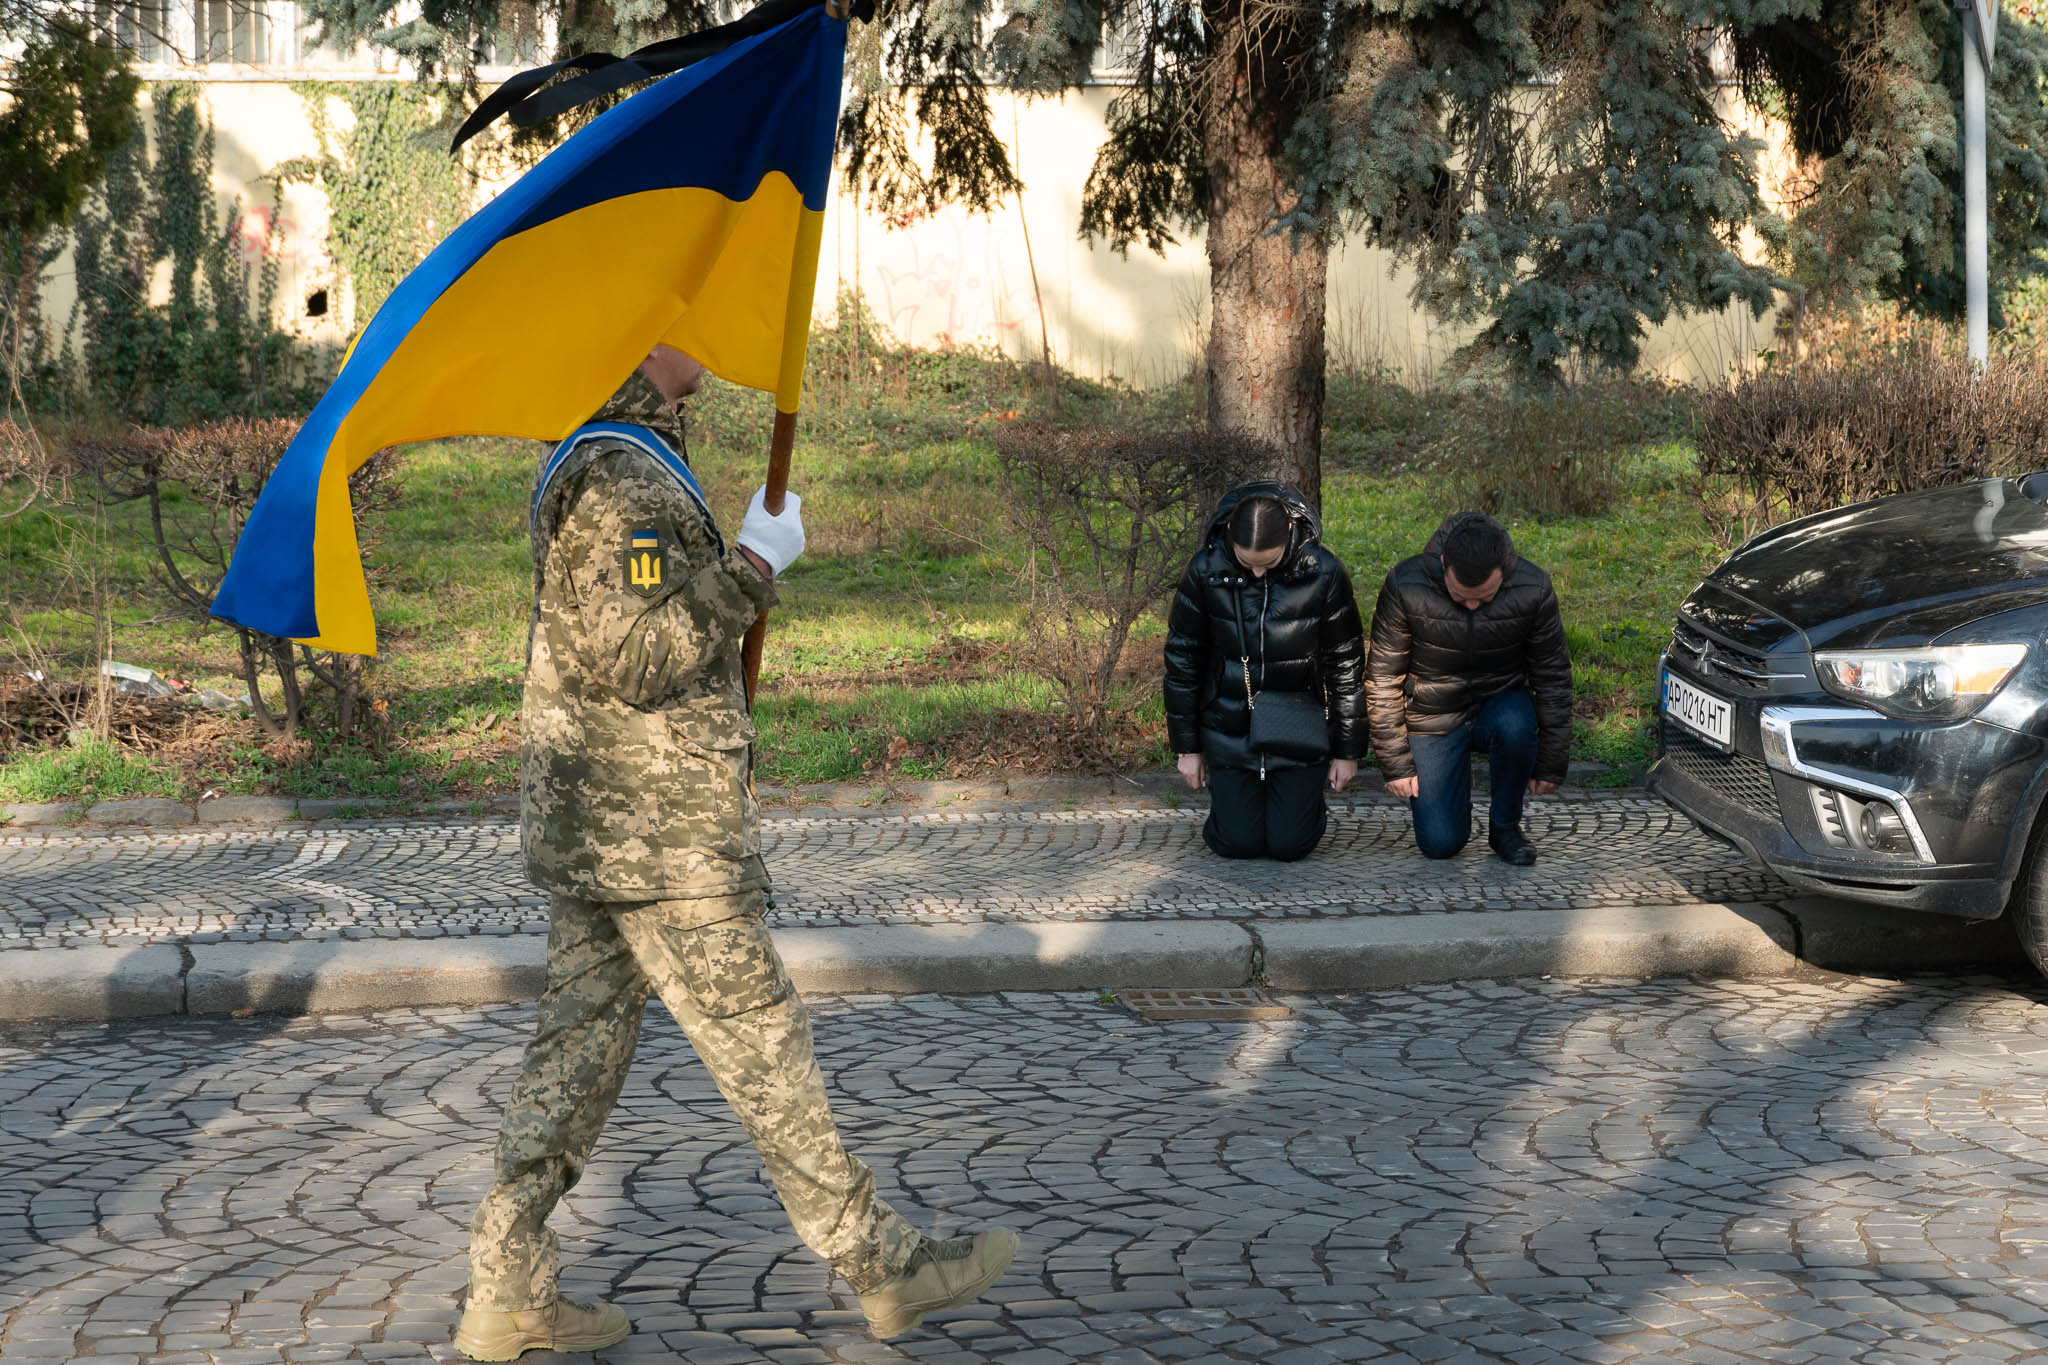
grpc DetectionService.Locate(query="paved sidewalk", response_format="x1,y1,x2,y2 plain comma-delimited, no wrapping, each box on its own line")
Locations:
0,794,2025,1020
8,976,2048,1363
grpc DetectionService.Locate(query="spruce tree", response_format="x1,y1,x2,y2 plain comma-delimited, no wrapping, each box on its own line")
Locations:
1726,1,2048,320
0,13,140,245
0,5,141,404
297,0,2048,501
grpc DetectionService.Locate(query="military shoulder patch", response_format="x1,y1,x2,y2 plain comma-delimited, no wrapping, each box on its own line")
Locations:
624,528,667,597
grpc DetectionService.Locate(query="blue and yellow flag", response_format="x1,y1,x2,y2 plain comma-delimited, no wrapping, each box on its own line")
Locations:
212,3,844,656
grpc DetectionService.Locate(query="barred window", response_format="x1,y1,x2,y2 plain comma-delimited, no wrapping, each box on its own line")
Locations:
94,0,171,63
1093,11,1152,81
474,21,542,70
198,0,271,64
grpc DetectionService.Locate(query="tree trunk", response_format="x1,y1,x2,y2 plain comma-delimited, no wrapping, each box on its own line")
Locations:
1201,0,1329,508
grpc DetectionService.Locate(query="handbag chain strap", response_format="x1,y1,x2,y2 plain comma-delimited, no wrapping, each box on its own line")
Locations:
1234,577,1258,711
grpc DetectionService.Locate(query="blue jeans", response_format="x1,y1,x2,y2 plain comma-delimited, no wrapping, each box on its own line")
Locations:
1406,689,1539,859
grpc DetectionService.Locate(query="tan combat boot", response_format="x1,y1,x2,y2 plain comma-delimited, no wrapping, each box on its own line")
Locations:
858,1227,1020,1339
453,1297,630,1360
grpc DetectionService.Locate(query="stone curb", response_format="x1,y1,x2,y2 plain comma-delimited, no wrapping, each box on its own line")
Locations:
0,761,1644,835
84,797,195,827
4,897,2014,1024
1772,895,2026,971
774,921,1255,995
1257,903,1803,990
0,943,187,1020
186,937,550,1015
195,795,299,824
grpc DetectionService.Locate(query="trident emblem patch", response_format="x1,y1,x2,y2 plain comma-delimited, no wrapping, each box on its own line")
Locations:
626,529,665,597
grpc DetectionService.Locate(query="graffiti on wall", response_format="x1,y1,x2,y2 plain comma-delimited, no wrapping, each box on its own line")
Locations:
232,205,330,269
228,202,344,328
860,203,1035,357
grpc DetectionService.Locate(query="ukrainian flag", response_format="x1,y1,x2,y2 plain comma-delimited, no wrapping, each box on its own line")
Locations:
212,3,844,657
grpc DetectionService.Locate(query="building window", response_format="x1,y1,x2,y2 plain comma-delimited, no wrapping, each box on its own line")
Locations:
1092,12,1153,82
198,0,271,64
95,0,170,63
474,21,542,71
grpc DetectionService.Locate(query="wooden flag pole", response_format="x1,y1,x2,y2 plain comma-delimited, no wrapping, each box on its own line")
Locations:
741,408,797,707
741,0,846,710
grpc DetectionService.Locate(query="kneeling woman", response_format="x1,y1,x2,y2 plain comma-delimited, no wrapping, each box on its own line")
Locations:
1164,483,1367,860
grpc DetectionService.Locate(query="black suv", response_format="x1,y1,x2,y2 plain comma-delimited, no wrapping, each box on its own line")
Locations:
1650,475,2048,970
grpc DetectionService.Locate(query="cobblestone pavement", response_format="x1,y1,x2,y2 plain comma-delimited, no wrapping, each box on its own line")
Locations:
0,798,1781,949
7,975,2048,1363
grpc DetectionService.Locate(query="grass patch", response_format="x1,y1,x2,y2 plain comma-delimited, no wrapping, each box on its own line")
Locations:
0,735,184,804
755,675,1074,786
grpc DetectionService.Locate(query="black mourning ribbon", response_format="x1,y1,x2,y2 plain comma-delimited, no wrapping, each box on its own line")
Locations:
450,0,872,153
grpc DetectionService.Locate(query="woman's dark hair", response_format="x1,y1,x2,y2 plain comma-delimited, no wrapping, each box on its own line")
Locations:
1442,513,1512,586
1228,495,1292,552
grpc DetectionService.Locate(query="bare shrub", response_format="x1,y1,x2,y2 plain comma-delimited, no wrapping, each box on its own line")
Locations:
1695,346,2048,540
66,419,399,738
3,422,118,743
0,417,70,519
993,424,1251,736
1423,379,1687,520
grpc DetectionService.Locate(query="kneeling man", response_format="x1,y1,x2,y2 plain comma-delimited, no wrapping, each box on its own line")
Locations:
1365,511,1571,864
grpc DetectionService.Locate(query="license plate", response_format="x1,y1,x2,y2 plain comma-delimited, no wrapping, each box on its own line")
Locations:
1663,669,1733,749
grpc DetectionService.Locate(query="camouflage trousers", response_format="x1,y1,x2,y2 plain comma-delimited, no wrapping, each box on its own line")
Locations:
467,890,921,1308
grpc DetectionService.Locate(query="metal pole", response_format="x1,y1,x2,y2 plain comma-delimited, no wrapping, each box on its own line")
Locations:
1962,0,1990,371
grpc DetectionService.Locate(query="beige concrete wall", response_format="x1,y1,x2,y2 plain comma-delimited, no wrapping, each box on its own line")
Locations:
42,80,1782,389
819,88,1782,388
39,82,346,354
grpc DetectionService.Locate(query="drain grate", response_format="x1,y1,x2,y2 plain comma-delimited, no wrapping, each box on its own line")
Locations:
1114,987,1294,1022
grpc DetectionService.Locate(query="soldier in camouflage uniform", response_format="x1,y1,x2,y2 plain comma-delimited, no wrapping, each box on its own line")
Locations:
454,346,1017,1361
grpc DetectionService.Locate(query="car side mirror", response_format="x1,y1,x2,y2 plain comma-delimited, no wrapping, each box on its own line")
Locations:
2020,471,2048,504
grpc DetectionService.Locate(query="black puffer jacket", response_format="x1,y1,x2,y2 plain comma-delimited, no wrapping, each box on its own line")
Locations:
1163,483,1368,766
1365,512,1573,783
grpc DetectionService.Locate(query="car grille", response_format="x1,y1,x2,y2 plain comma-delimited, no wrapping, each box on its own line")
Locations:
1669,619,1775,693
1660,718,1782,821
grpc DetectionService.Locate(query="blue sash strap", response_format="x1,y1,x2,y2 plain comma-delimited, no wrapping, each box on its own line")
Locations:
531,420,724,553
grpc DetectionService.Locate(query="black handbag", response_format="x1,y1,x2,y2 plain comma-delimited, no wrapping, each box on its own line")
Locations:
1241,653,1331,761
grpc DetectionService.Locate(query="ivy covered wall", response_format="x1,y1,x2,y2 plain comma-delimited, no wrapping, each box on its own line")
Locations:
30,77,477,418
278,82,473,328
31,78,1794,401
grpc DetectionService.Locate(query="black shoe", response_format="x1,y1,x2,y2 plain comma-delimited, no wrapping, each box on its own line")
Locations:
1488,824,1536,866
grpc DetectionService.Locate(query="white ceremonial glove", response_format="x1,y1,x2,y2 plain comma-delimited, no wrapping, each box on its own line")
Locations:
736,485,805,578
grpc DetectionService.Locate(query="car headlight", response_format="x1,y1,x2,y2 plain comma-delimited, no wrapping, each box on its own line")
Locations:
1814,643,2029,720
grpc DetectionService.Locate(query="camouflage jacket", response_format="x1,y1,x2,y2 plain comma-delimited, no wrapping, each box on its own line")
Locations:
521,372,778,905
